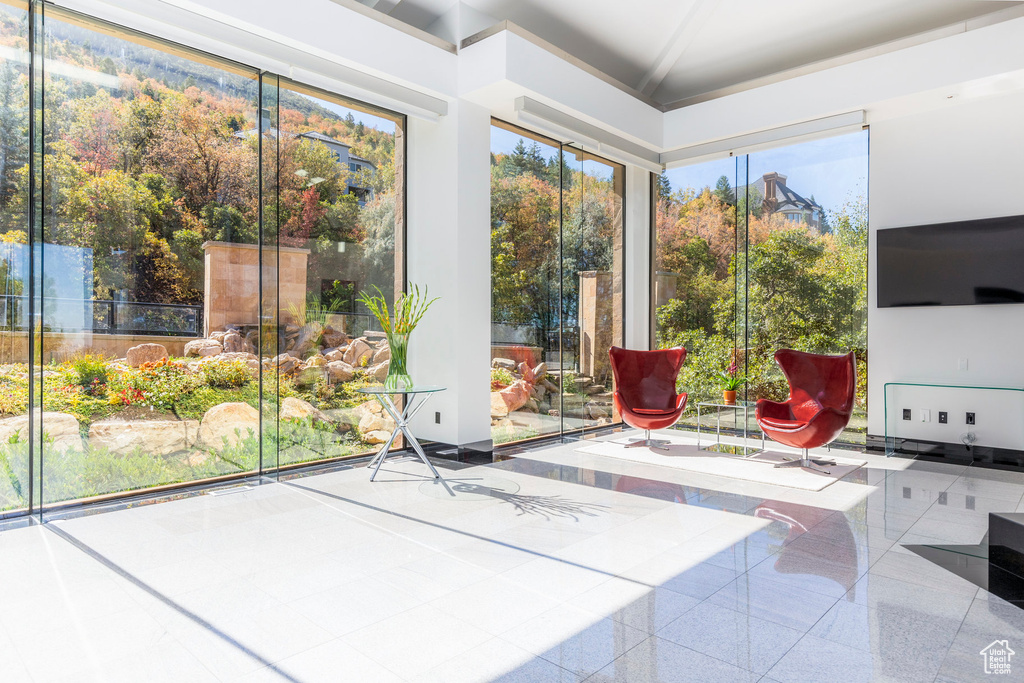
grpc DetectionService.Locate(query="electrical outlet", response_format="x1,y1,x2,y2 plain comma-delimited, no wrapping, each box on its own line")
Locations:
921,409,931,422
966,412,976,425
958,358,969,371
938,411,948,424
903,409,911,421
435,411,441,424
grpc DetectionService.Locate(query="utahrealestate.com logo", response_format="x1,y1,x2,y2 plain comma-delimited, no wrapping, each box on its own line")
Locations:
981,640,1015,675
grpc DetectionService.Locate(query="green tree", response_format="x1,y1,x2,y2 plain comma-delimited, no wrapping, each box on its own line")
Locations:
713,175,733,205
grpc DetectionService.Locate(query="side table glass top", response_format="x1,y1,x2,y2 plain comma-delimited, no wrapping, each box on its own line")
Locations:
356,385,446,395
696,399,757,409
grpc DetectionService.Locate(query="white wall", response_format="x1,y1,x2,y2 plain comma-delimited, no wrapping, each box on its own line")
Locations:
867,89,1024,447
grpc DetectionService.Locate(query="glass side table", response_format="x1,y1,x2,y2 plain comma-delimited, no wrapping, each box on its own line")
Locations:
696,399,765,456
356,385,446,481
883,381,1024,456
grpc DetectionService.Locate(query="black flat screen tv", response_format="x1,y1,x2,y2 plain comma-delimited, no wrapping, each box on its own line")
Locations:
877,214,1024,308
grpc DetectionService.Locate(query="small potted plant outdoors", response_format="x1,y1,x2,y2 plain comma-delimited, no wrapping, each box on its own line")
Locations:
357,284,438,391
718,360,747,404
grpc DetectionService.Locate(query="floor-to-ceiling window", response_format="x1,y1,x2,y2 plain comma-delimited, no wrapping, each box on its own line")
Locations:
0,1,405,516
654,130,868,444
0,0,31,515
262,77,405,470
489,120,623,445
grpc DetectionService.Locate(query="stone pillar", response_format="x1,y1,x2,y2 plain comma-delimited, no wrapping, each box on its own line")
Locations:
578,270,615,383
202,241,310,336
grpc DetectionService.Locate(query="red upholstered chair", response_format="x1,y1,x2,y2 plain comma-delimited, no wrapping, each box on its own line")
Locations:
609,346,687,449
756,349,856,473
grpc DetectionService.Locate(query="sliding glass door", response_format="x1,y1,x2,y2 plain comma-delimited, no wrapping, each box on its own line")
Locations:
653,130,869,444
489,120,623,446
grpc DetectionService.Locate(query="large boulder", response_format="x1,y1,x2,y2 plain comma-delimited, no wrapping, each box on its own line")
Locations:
491,357,516,370
362,430,393,445
197,402,259,449
321,327,347,349
184,339,223,358
373,341,391,364
222,331,254,354
0,411,83,453
291,323,323,359
343,338,373,367
490,392,509,419
323,347,347,362
305,354,328,369
279,397,332,424
88,419,199,457
206,352,259,372
270,354,301,375
327,360,356,383
499,380,532,413
126,343,168,368
367,360,389,382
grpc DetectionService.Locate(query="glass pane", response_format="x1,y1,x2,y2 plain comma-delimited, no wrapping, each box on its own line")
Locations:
269,78,405,468
746,131,869,444
561,145,624,437
38,6,261,505
0,0,31,515
576,151,623,432
653,157,743,432
489,121,562,444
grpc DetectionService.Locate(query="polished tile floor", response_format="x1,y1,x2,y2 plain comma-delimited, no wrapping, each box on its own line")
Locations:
1,430,1023,682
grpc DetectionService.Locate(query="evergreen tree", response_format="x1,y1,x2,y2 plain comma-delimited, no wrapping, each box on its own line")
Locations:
0,59,27,209
656,171,672,202
713,175,733,205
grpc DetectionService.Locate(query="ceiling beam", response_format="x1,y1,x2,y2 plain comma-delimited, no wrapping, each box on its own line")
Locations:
636,0,721,97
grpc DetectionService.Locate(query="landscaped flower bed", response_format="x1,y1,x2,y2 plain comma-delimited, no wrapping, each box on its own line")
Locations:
0,333,393,510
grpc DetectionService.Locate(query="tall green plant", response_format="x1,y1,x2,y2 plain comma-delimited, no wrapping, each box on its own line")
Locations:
357,284,438,390
356,284,438,335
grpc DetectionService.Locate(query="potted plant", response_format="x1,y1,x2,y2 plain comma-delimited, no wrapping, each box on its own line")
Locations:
357,284,438,391
718,360,746,404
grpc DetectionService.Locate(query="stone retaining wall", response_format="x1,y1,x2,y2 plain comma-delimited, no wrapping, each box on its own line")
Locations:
0,331,196,363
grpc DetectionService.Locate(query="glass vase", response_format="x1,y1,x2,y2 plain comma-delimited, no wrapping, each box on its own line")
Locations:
384,331,413,391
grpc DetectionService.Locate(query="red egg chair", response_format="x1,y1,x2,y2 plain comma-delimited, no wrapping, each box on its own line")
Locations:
608,346,687,449
755,349,856,474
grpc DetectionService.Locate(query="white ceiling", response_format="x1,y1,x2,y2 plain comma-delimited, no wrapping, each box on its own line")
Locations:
358,0,1023,106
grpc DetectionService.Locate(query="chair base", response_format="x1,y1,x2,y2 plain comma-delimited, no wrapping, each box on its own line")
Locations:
625,430,670,449
774,449,836,474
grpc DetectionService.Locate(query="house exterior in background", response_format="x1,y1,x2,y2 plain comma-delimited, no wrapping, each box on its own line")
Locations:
235,116,378,205
296,131,377,204
756,172,823,231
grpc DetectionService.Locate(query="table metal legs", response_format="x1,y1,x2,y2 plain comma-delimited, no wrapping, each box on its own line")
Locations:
367,392,442,482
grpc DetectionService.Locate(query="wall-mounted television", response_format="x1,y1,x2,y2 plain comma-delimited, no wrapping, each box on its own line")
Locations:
877,214,1024,308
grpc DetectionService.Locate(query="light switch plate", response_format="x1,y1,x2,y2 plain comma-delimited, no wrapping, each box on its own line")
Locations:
921,409,931,422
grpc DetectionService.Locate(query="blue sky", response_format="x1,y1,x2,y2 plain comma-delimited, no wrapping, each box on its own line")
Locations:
304,94,396,134
493,125,866,211
666,130,868,214
491,126,617,181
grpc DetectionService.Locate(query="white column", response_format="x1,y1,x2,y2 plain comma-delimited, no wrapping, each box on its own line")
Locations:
406,99,492,447
624,165,652,350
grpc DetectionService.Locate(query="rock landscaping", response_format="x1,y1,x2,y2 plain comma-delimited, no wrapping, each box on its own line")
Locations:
0,324,399,509
489,357,615,443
